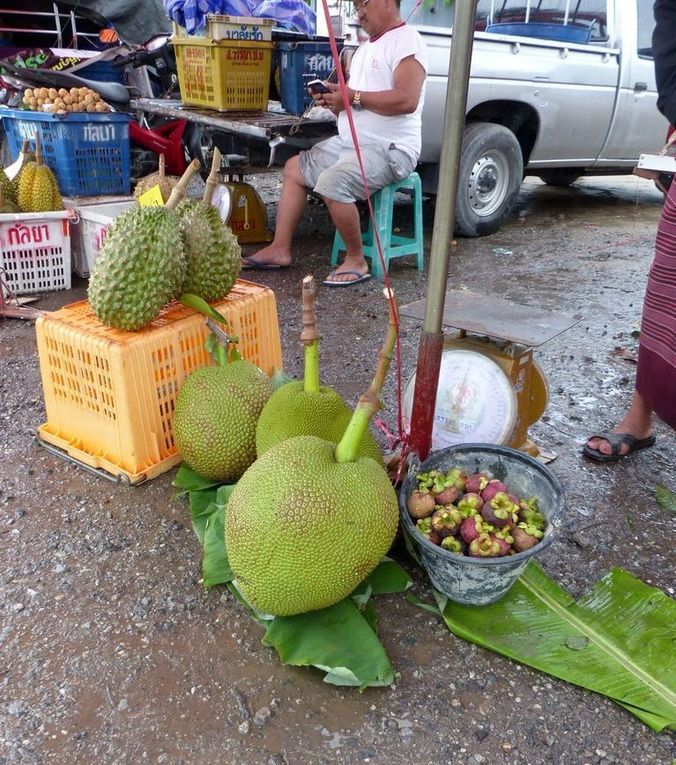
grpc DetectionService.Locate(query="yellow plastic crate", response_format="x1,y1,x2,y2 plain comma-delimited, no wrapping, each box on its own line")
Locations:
35,280,283,484
173,37,273,111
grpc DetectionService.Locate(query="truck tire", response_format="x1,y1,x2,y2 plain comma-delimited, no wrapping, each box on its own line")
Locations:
455,122,523,237
538,169,580,187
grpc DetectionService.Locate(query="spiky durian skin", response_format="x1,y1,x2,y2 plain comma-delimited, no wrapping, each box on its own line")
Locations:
0,169,16,203
17,162,61,212
175,199,241,301
88,207,186,331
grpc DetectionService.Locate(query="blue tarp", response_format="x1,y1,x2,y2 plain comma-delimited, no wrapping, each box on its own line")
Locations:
164,0,316,36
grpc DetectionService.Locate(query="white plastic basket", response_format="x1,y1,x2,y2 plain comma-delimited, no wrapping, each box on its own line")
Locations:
70,200,137,277
0,210,72,295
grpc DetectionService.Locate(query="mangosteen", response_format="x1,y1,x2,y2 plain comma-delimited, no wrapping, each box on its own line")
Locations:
407,489,436,519
469,533,502,558
512,523,544,552
440,535,465,554
430,506,462,537
459,515,484,544
481,479,508,503
464,472,490,494
457,492,484,517
444,466,468,492
481,491,518,528
433,485,461,505
416,516,442,545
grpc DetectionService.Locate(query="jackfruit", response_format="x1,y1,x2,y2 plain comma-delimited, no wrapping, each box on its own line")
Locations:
225,289,401,616
133,154,180,203
256,276,382,462
175,198,241,301
173,360,274,482
226,435,398,616
16,135,62,213
88,206,186,330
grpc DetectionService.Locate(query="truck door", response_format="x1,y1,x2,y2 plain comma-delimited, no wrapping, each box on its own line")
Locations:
597,0,668,163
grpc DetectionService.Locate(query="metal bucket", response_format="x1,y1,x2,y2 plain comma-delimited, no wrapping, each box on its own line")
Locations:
399,444,565,605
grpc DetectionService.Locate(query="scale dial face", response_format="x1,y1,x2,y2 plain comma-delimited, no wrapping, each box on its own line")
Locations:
403,349,518,450
212,184,232,224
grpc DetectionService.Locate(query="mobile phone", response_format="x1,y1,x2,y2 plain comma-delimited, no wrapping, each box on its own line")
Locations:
307,79,330,95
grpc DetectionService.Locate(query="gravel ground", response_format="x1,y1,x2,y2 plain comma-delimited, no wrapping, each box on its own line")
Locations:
1,174,675,765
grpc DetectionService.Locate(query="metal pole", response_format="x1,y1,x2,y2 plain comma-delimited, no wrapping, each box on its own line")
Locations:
408,0,479,460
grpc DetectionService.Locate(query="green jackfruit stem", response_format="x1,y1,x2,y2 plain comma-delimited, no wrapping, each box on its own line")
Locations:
334,288,399,464
164,158,201,212
300,275,320,394
202,147,221,205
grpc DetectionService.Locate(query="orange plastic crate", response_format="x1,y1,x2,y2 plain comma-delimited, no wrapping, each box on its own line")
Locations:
35,280,282,484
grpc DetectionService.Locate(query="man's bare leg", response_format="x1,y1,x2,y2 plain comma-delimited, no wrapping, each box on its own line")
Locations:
245,156,308,267
585,390,654,456
323,197,369,283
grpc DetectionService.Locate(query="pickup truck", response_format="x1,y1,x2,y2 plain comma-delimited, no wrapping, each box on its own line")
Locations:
396,0,669,235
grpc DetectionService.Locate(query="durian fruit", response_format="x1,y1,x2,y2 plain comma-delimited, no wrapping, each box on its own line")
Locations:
133,154,180,203
175,148,241,301
0,186,19,214
225,290,400,617
16,136,62,213
6,141,35,201
88,159,202,331
0,167,16,204
256,275,382,462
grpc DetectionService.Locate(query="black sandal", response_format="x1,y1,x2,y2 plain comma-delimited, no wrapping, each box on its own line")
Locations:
583,431,656,463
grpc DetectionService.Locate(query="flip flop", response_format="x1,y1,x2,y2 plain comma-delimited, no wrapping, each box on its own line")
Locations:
241,256,284,271
582,431,656,463
323,270,372,288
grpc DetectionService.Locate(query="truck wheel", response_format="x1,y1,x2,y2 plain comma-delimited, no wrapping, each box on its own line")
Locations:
455,122,523,237
538,169,580,187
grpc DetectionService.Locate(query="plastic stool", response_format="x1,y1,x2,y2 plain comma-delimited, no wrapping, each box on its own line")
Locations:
331,172,424,278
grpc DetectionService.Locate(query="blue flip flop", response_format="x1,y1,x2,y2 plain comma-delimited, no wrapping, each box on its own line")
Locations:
323,270,372,287
242,256,284,271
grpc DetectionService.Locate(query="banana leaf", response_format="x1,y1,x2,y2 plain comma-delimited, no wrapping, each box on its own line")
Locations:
174,464,411,688
429,560,676,732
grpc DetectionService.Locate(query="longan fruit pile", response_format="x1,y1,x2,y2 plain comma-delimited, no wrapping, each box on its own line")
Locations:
22,87,111,114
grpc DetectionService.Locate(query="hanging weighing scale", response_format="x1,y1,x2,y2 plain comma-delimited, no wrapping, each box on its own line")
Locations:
211,155,273,246
400,290,582,457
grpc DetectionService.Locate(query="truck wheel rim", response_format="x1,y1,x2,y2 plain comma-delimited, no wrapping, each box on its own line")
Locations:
467,152,510,217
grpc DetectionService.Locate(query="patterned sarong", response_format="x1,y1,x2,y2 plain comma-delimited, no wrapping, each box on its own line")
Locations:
635,179,676,428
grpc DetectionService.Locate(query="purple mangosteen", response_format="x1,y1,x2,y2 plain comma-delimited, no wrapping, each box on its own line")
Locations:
481,479,508,503
481,491,518,528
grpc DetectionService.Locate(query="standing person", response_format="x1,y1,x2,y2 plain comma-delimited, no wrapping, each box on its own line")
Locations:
242,0,428,286
584,0,676,461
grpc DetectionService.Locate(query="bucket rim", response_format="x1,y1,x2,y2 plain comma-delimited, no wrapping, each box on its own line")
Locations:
398,442,565,567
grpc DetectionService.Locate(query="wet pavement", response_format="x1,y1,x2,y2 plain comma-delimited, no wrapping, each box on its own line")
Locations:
1,174,675,765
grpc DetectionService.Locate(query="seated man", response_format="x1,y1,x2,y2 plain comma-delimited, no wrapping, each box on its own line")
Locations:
243,0,428,286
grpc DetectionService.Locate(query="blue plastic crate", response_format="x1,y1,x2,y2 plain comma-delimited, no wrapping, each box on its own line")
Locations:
275,40,341,116
0,109,132,197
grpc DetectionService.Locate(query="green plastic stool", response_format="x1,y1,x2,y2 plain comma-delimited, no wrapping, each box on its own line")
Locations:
331,172,424,278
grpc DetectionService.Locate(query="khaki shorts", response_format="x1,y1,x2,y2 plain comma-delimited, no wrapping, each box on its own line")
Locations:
299,136,416,204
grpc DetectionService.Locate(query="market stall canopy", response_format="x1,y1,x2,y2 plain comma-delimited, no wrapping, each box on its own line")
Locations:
0,0,171,49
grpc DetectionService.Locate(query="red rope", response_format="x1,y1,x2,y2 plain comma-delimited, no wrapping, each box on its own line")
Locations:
318,0,414,452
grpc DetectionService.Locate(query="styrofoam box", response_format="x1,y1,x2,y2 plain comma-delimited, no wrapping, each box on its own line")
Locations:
70,200,137,277
0,210,72,295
